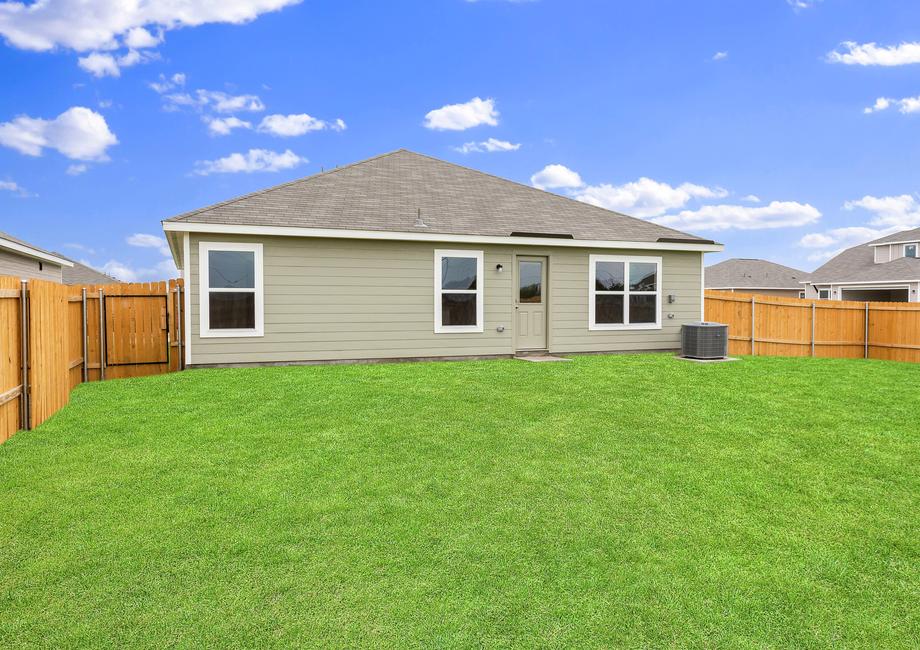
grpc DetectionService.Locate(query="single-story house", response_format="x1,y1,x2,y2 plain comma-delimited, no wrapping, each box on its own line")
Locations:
0,230,119,284
162,149,723,366
0,230,74,282
705,258,810,298
803,227,920,302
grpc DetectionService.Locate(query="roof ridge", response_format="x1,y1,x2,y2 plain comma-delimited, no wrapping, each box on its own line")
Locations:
405,150,704,241
163,149,407,223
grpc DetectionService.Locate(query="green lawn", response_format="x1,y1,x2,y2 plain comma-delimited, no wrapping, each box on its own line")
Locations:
0,355,917,648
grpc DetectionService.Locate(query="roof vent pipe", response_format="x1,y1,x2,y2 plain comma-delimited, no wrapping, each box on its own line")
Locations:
415,208,429,228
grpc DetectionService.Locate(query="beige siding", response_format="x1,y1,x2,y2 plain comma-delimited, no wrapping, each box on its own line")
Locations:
187,234,703,364
0,249,63,282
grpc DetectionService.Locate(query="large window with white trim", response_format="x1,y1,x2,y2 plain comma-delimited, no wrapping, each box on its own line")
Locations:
589,255,661,330
199,241,264,337
434,250,483,333
905,243,918,258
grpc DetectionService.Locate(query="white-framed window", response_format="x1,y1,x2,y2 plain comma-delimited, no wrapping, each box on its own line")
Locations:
434,249,483,333
905,243,918,258
199,241,264,338
589,254,662,330
799,291,806,299
818,289,830,299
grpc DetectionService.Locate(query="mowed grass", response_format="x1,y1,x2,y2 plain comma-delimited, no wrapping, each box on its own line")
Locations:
0,355,918,648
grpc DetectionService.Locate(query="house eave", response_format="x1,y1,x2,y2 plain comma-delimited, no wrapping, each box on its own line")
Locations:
0,238,73,267
161,222,724,253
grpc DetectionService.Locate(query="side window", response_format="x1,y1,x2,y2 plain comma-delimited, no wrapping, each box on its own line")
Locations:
434,250,483,333
200,242,264,337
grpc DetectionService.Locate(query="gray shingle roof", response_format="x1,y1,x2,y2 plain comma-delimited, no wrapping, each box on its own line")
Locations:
55,255,120,285
863,226,920,247
705,258,809,289
807,228,920,284
165,149,715,244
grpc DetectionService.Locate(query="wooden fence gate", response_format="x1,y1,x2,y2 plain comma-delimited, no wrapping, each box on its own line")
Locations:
0,277,184,443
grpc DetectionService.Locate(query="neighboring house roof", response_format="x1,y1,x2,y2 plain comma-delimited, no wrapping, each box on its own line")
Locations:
807,228,920,284
163,149,716,246
0,230,73,267
865,226,920,247
54,254,120,285
705,258,809,289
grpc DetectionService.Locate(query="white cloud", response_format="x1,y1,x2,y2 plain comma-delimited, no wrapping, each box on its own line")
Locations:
653,201,821,231
787,0,820,10
574,177,728,218
741,194,761,203
123,26,161,49
827,41,920,66
0,0,301,52
193,148,306,175
127,233,172,257
712,51,728,61
96,258,176,282
530,164,583,190
844,194,920,228
63,242,95,255
799,226,899,261
149,72,186,94
0,106,117,160
77,48,157,77
257,113,346,136
454,138,521,153
424,97,498,131
162,89,264,113
205,116,252,136
66,163,88,175
0,179,31,197
863,95,920,114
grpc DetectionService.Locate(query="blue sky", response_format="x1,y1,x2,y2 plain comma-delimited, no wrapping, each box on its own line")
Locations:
2,0,920,280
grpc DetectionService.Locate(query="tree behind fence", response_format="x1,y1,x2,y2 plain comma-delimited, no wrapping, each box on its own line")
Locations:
0,277,184,443
705,290,920,363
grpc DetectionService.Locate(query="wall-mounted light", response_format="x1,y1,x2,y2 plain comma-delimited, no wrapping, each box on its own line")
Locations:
668,294,676,304
496,264,504,273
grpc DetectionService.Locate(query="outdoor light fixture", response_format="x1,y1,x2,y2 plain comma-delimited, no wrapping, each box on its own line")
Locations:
496,264,504,273
668,294,677,304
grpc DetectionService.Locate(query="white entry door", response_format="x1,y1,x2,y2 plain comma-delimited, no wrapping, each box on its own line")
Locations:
516,256,547,351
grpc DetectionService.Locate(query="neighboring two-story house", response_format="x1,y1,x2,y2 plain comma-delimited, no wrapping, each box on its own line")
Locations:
803,227,920,302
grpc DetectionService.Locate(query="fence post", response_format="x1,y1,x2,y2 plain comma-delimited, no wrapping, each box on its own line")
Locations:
98,288,106,381
20,280,29,431
864,302,869,359
164,284,170,369
81,288,88,383
175,283,183,371
811,302,816,357
750,296,756,356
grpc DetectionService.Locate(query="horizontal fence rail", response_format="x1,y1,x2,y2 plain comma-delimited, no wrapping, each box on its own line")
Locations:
705,290,920,363
0,277,184,443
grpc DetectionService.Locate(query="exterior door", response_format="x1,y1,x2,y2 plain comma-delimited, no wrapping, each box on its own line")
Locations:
516,256,547,351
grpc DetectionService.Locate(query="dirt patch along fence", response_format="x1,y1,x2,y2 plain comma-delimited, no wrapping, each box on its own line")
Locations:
705,290,920,363
0,277,184,443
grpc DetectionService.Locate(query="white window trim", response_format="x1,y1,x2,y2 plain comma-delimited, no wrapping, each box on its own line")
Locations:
818,289,830,299
905,243,918,258
434,249,484,333
199,241,264,338
589,254,662,331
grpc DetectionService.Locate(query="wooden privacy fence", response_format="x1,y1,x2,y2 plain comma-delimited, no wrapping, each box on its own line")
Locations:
0,277,184,443
705,290,920,363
